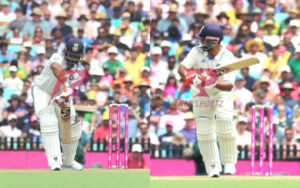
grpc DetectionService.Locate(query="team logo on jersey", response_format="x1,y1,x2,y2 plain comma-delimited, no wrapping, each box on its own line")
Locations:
49,69,89,105
201,59,206,63
72,43,79,52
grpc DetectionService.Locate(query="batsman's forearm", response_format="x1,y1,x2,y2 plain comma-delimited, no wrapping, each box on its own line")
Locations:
178,64,188,80
215,81,233,91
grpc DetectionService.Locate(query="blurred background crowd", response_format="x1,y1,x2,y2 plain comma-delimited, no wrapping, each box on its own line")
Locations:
150,0,300,159
0,0,150,168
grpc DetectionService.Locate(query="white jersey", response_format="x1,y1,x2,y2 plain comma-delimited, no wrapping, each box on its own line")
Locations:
181,45,237,97
34,53,84,96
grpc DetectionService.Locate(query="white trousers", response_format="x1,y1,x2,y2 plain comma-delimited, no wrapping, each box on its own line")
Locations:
193,93,237,174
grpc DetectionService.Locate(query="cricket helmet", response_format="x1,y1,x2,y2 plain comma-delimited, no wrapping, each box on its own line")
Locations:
64,38,84,69
195,23,223,42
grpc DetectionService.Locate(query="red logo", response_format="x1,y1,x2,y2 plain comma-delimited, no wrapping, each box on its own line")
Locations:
49,69,89,104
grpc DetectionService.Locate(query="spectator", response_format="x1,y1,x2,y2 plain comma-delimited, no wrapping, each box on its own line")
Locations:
263,45,287,78
252,89,272,106
121,76,134,101
0,42,14,63
22,7,51,40
65,6,80,28
281,127,300,158
128,143,147,168
292,109,300,139
252,76,278,101
289,45,300,82
77,27,93,48
262,20,280,48
7,27,23,46
76,15,94,39
244,38,267,79
126,1,142,22
0,0,16,35
190,10,208,31
3,66,23,90
134,67,150,87
278,66,299,100
102,46,122,77
0,113,21,140
281,83,297,110
137,122,149,143
123,47,145,79
236,116,251,148
3,59,27,80
157,3,188,33
93,111,109,142
16,48,32,76
250,7,262,34
43,10,56,31
234,73,252,113
150,94,166,129
272,116,285,144
51,11,73,39
171,132,187,147
160,41,172,62
277,104,292,128
0,87,8,122
158,120,175,145
137,81,150,117
180,111,196,145
150,46,168,88
240,67,256,91
86,7,101,39
24,114,40,138
52,28,65,53
32,47,47,70
7,8,26,32
163,73,178,100
158,103,185,133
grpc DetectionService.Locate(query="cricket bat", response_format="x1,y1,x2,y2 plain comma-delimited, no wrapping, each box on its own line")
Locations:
57,86,73,144
60,105,71,144
215,56,259,76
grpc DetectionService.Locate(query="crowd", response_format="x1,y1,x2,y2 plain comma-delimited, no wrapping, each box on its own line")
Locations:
0,0,150,168
150,0,300,155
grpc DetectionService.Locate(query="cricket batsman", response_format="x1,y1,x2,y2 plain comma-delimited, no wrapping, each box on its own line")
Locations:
178,24,237,177
31,38,85,170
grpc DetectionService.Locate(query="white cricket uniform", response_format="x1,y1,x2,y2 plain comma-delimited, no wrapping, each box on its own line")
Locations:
181,45,238,175
31,53,83,168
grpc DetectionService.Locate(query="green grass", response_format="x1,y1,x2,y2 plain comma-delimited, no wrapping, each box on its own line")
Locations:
2,169,300,188
150,176,300,188
0,169,149,188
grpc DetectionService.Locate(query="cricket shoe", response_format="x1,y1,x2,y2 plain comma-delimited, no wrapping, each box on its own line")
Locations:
63,161,83,170
50,162,61,171
224,163,236,175
208,165,220,178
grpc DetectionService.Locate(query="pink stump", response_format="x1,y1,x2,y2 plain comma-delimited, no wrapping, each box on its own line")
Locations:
259,107,265,176
108,105,113,169
124,105,129,169
251,107,256,176
268,107,273,176
116,105,121,168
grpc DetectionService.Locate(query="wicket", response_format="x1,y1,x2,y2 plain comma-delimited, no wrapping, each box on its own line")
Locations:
108,104,129,169
251,105,273,176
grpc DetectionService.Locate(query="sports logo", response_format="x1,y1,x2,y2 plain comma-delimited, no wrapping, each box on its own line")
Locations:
72,43,79,52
